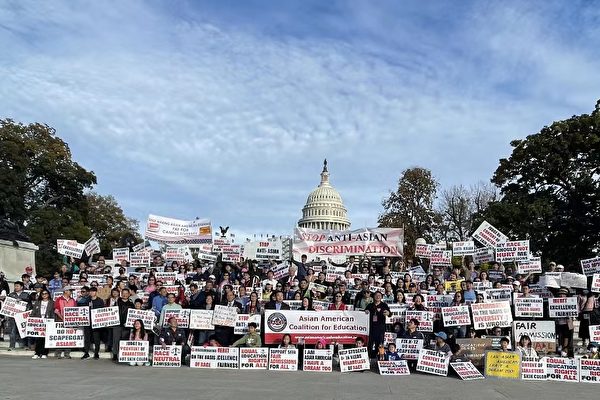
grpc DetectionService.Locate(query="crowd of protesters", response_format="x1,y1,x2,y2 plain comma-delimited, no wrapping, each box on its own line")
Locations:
1,252,599,369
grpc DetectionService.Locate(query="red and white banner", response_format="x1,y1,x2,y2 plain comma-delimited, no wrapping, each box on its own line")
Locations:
517,256,542,274
589,325,600,343
545,357,580,382
521,358,547,380
395,338,423,360
415,244,434,258
57,239,85,258
548,297,578,318
430,251,452,267
292,227,403,262
112,247,130,263
26,317,48,337
514,298,544,318
263,310,369,345
190,347,239,369
234,314,261,335
472,221,508,249
303,348,333,372
212,305,238,327
125,309,155,331
471,301,513,330
45,322,85,348
339,347,370,372
268,348,298,371
452,241,475,257
145,214,212,245
405,310,434,332
162,309,190,328
580,358,600,383
243,239,283,260
0,297,28,318
592,274,600,293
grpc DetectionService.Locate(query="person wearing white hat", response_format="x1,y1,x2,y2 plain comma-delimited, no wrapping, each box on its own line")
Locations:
556,287,574,357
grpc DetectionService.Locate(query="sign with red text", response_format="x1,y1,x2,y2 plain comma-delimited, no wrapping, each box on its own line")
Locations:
162,308,190,328
268,348,298,371
495,240,529,263
91,306,120,329
145,214,212,245
234,314,261,335
239,347,269,369
190,346,239,369
471,301,513,330
548,297,579,318
57,239,85,258
581,257,600,276
579,358,600,383
211,305,238,327
521,358,547,380
63,307,90,328
415,244,434,258
152,345,182,367
451,361,485,380
13,310,31,338
339,347,370,372
26,317,48,337
0,297,28,318
513,321,557,353
592,274,600,293
472,221,508,249
517,256,542,274
112,247,130,263
442,306,471,327
417,349,450,376
125,309,155,331
378,360,410,376
430,250,452,267
589,325,600,343
303,348,333,372
118,340,149,363
45,322,84,348
545,357,580,382
405,310,434,332
395,338,423,360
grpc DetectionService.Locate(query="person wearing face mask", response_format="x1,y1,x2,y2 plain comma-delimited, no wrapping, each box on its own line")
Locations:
583,342,599,359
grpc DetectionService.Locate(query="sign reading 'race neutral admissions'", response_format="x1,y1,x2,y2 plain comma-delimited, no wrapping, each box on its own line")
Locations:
303,349,333,372
63,307,90,328
152,345,182,368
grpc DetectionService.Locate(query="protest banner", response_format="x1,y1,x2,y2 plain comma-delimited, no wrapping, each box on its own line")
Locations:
560,272,588,289
220,244,241,263
164,248,185,263
212,305,238,327
112,247,130,263
243,239,283,260
455,338,493,367
125,309,155,331
486,288,513,303
152,345,182,367
405,310,434,332
339,347,370,372
378,360,411,376
474,247,495,265
14,310,31,338
484,351,521,379
45,322,84,348
590,325,600,342
539,272,562,289
268,348,298,371
162,309,190,328
495,240,529,262
442,306,471,327
118,340,149,363
416,349,450,376
145,214,212,245
473,281,492,292
472,221,508,248
25,317,48,337
239,347,269,369
579,358,600,383
155,271,177,285
234,314,261,335
545,357,580,382
303,348,333,372
190,346,239,369
129,251,151,266
386,303,407,324
415,243,434,258
451,362,485,380
512,320,557,353
283,300,302,310
581,257,600,276
292,227,403,262
63,307,90,328
394,338,423,360
0,297,28,318
91,306,120,329
592,274,600,293
452,241,475,257
197,244,217,262
517,256,542,274
84,235,101,256
263,310,369,345
325,266,347,283
56,239,85,258
470,301,513,330
521,358,547,380
548,297,579,318
514,298,544,318
189,309,214,330
430,250,452,267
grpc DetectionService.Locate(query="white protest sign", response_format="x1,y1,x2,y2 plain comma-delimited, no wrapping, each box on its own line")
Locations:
234,314,261,335
118,340,149,363
486,288,513,303
560,272,588,289
221,244,241,263
451,361,485,380
339,347,370,372
395,338,423,360
513,321,557,353
145,214,212,245
244,239,283,261
239,347,269,369
125,309,155,331
442,306,471,327
548,297,579,318
84,235,101,256
152,345,182,367
474,247,495,265
45,322,84,348
129,251,151,267
378,360,411,376
268,348,298,371
386,303,407,324
189,309,215,330
514,298,544,318
580,358,600,384
517,256,542,274
190,346,239,369
545,357,580,382
63,307,90,328
303,348,333,372
415,243,434,258
197,244,217,262
581,257,600,276
211,305,238,327
471,301,513,330
495,240,529,262
26,317,48,337
416,349,450,376
112,247,130,263
589,325,600,343
405,310,434,332
425,294,453,319
521,358,547,380
430,250,452,267
57,239,85,258
472,221,508,248
14,310,31,338
0,297,28,318
270,262,289,280
162,308,190,328
592,274,600,293
452,241,475,257
91,306,120,329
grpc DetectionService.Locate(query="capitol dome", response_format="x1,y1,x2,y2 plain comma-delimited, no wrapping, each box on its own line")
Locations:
298,160,350,231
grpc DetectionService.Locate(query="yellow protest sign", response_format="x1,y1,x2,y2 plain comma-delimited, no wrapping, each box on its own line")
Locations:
484,351,521,379
444,279,464,293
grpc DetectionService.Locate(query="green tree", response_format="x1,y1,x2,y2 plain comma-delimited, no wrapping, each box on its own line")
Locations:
378,167,440,258
480,100,600,266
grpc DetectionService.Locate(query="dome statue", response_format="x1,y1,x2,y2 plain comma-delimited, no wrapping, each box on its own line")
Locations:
298,159,350,231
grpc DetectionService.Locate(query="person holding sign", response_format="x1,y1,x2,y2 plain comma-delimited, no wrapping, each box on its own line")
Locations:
231,322,262,348
128,319,150,366
53,286,76,359
159,316,188,364
516,335,538,359
366,291,391,358
112,288,134,362
30,289,54,359
82,286,105,360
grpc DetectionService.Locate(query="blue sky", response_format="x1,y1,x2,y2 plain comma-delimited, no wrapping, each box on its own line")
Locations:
1,0,599,241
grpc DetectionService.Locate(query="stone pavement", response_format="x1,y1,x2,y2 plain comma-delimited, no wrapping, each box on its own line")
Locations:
0,355,597,400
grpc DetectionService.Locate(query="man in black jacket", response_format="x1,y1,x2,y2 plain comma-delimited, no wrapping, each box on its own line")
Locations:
82,287,106,360
264,291,291,310
159,316,189,364
111,288,134,362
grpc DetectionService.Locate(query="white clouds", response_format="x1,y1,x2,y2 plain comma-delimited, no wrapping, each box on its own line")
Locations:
0,1,599,235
